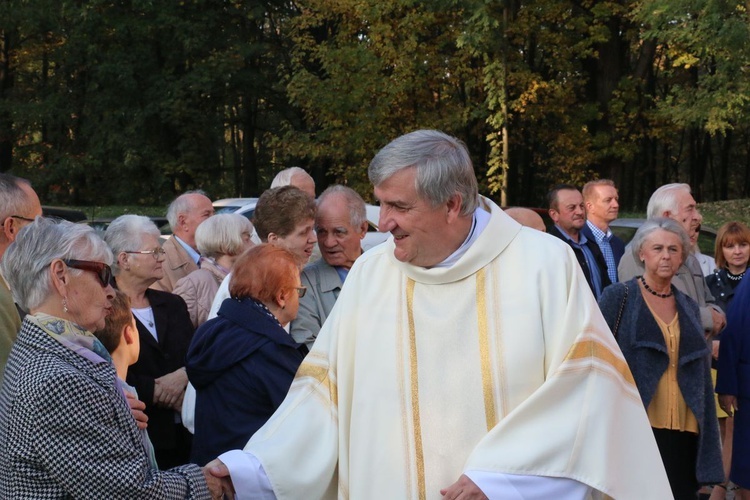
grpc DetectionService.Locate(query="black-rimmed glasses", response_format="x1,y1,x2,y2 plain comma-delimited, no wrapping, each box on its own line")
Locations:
124,248,166,260
63,259,113,287
295,286,307,298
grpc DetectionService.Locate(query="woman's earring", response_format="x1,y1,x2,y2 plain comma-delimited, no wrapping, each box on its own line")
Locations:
62,297,69,313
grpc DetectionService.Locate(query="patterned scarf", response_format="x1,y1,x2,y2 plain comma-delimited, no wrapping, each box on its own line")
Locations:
27,312,112,365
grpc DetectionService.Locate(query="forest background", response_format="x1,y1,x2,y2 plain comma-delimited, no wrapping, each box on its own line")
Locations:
1,0,749,211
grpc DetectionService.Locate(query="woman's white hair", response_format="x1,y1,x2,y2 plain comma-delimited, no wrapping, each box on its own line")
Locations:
104,215,161,275
1,218,112,311
368,130,479,217
630,217,692,265
195,213,253,259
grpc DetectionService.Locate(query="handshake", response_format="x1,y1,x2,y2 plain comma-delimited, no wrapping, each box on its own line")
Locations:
202,459,235,500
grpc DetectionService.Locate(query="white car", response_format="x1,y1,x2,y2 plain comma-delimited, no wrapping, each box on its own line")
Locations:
212,198,389,251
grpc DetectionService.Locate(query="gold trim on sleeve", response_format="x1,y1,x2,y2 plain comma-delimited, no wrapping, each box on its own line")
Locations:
563,339,636,388
296,362,338,407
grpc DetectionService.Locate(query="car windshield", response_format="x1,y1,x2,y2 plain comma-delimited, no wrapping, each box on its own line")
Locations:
214,206,244,214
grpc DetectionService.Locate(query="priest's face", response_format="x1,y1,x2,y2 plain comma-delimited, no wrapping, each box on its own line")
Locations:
374,167,457,267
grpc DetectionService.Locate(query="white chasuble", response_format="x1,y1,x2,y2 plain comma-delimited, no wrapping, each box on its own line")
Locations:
240,198,672,500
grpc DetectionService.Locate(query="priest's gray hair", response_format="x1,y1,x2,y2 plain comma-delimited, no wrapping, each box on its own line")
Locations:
271,167,311,189
317,185,367,228
646,183,691,219
104,215,161,275
166,190,210,229
368,130,479,217
196,213,254,258
1,218,113,311
630,217,691,265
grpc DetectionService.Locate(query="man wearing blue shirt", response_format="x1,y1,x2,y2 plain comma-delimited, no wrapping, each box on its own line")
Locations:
581,179,625,283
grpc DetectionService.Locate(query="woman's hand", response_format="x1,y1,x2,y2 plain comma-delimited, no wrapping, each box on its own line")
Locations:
154,368,188,411
124,391,148,430
718,394,738,417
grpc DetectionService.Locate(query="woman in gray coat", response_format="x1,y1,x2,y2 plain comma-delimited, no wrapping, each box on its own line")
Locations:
599,217,722,499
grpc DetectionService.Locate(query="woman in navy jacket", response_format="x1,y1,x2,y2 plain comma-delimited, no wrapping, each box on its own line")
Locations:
187,244,307,465
716,274,750,496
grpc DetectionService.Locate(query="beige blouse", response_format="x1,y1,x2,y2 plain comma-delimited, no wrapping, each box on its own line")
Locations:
645,303,699,434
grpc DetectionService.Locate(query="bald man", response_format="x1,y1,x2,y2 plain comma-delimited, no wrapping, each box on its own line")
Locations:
271,167,316,199
505,207,546,232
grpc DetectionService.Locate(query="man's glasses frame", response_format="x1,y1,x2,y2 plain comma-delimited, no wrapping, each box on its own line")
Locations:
8,215,34,223
124,248,166,260
63,259,112,287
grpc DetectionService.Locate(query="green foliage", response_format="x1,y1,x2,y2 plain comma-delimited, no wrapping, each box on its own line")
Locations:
1,0,749,209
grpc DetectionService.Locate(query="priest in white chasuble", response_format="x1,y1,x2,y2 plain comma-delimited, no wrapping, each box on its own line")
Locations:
208,130,672,499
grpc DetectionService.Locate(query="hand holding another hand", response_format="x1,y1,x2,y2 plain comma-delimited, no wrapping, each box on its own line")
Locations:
203,459,235,500
440,474,488,500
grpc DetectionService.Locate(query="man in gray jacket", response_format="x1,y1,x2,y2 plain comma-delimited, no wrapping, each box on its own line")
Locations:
618,183,726,336
290,185,369,350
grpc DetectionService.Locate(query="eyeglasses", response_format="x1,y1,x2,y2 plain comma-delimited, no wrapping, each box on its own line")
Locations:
124,248,166,260
9,215,35,223
63,259,113,287
294,286,307,298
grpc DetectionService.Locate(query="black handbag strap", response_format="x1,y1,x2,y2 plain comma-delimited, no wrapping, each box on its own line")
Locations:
613,283,629,339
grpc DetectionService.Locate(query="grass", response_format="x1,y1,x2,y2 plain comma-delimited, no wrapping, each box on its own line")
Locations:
620,198,750,230
68,206,165,219
697,199,750,230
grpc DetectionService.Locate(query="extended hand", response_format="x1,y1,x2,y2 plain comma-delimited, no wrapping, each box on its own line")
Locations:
204,459,235,500
125,391,148,430
154,368,188,411
440,474,488,500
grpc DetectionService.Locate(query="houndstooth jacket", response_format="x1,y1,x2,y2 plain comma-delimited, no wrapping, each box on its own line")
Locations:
0,318,210,499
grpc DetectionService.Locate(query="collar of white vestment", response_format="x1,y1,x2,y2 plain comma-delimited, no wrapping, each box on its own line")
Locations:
386,197,522,285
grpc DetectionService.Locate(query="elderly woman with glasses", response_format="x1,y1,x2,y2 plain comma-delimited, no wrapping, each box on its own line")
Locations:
0,218,227,498
186,244,308,465
105,215,196,470
173,213,255,328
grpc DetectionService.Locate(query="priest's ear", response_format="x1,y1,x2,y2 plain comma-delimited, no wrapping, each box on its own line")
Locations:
445,193,463,223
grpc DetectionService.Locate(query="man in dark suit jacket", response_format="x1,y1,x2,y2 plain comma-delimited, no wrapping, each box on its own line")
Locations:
582,179,625,283
548,184,611,298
